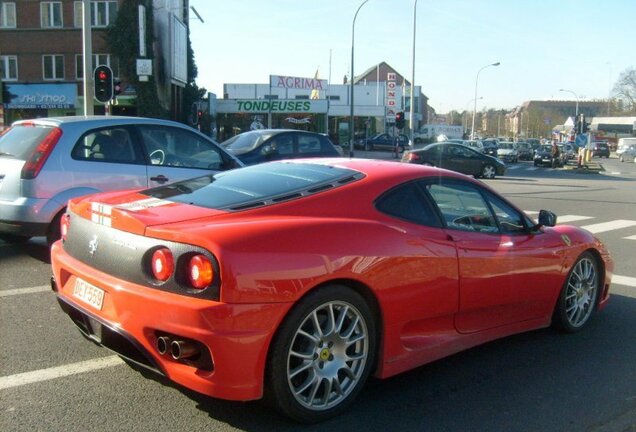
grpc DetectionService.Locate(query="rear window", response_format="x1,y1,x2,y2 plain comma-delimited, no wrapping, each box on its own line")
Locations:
0,124,55,160
221,131,276,155
143,161,362,210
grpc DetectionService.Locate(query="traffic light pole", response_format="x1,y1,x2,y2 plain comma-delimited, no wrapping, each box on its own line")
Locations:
81,0,94,116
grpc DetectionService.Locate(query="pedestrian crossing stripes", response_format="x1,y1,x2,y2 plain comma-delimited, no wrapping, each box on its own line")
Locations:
581,220,636,234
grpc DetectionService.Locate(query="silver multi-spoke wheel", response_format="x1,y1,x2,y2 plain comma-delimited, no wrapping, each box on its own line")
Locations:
267,286,375,423
564,257,598,328
287,301,369,411
553,252,600,332
481,164,496,179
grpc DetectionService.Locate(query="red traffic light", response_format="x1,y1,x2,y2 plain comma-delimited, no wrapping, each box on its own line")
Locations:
98,71,107,81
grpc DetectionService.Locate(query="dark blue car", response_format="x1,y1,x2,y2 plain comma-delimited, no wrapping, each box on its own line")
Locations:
221,129,341,165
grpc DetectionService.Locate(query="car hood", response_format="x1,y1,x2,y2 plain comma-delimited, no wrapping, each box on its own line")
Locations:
68,189,226,236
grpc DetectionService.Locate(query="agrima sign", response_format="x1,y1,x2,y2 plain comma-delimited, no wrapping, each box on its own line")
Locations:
270,75,328,90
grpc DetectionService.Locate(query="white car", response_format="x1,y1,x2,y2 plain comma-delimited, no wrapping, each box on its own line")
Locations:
618,144,636,163
496,142,519,163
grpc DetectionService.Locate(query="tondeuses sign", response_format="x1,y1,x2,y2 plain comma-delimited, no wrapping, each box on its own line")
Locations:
217,99,328,114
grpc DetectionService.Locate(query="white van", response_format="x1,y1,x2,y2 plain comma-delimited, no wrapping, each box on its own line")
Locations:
617,137,636,155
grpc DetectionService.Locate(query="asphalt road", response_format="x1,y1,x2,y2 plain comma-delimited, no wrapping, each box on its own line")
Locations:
1,154,635,431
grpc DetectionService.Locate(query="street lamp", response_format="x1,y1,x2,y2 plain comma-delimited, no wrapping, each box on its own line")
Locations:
559,88,579,117
349,0,370,158
470,62,500,140
463,97,482,133
409,0,418,145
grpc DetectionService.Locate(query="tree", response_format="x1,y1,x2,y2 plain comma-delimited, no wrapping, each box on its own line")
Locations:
612,67,636,114
107,0,167,118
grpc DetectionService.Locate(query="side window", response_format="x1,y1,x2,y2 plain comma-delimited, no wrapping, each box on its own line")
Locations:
376,182,441,227
298,135,322,154
485,192,528,234
72,128,140,164
427,182,498,233
268,134,294,155
138,126,226,170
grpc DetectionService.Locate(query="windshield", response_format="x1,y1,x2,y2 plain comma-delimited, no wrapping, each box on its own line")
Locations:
221,131,277,155
0,124,55,160
143,161,362,210
499,143,515,150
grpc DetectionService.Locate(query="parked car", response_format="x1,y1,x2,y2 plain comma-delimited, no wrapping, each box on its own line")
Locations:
515,141,533,161
496,142,519,163
618,144,636,162
481,139,499,157
534,144,566,167
592,141,610,158
462,139,485,152
51,158,612,422
362,133,411,152
220,129,341,165
0,116,242,244
559,142,577,160
401,142,506,178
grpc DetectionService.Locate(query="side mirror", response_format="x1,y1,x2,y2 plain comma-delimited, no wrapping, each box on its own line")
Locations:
531,210,557,232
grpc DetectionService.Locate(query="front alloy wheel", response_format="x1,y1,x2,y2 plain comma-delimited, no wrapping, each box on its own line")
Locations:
552,252,600,332
266,286,375,423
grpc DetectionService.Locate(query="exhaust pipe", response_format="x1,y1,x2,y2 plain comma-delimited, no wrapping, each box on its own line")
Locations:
156,336,172,356
171,340,199,360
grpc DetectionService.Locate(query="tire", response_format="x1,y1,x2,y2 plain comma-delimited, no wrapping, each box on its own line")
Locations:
0,233,31,244
265,285,376,423
552,252,600,333
46,210,65,246
481,164,496,179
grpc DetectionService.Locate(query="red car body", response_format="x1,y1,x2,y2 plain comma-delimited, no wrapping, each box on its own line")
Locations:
51,159,613,422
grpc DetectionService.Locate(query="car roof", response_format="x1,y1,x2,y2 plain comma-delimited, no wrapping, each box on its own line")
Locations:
12,116,190,129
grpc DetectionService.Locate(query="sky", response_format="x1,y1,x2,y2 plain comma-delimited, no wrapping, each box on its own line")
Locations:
188,0,635,114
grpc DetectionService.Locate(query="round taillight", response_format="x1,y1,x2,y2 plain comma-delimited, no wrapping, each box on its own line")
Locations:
60,214,70,242
188,254,213,290
151,248,174,282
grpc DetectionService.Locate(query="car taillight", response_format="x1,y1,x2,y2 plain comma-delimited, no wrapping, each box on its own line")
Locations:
408,152,420,161
21,127,63,179
188,254,213,290
60,214,70,242
152,248,174,282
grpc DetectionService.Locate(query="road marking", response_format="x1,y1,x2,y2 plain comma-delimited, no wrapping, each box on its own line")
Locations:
557,215,595,223
581,220,636,234
613,275,636,288
625,235,636,241
0,285,50,297
0,356,123,390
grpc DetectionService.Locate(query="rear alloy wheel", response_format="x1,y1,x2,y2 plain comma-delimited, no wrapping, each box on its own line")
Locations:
552,252,600,333
266,285,376,423
481,164,496,179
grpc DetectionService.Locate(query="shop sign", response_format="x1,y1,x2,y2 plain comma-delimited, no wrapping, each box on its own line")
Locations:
4,83,77,109
270,75,328,90
217,99,328,114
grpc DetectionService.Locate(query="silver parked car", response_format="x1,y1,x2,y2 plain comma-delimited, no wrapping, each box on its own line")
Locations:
0,116,242,244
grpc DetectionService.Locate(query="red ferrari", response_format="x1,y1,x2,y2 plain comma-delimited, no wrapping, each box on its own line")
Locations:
51,159,613,422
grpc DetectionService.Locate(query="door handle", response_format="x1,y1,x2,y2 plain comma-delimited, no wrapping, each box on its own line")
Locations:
150,175,169,183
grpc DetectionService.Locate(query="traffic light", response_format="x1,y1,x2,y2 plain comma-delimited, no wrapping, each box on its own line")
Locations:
114,81,123,96
583,119,590,133
395,111,405,129
93,65,114,103
191,103,199,125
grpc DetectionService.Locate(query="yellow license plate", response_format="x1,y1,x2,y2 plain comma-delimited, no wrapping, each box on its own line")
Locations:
73,278,105,310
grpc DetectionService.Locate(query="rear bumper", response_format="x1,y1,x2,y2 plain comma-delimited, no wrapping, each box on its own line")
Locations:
50,241,291,401
0,197,53,236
